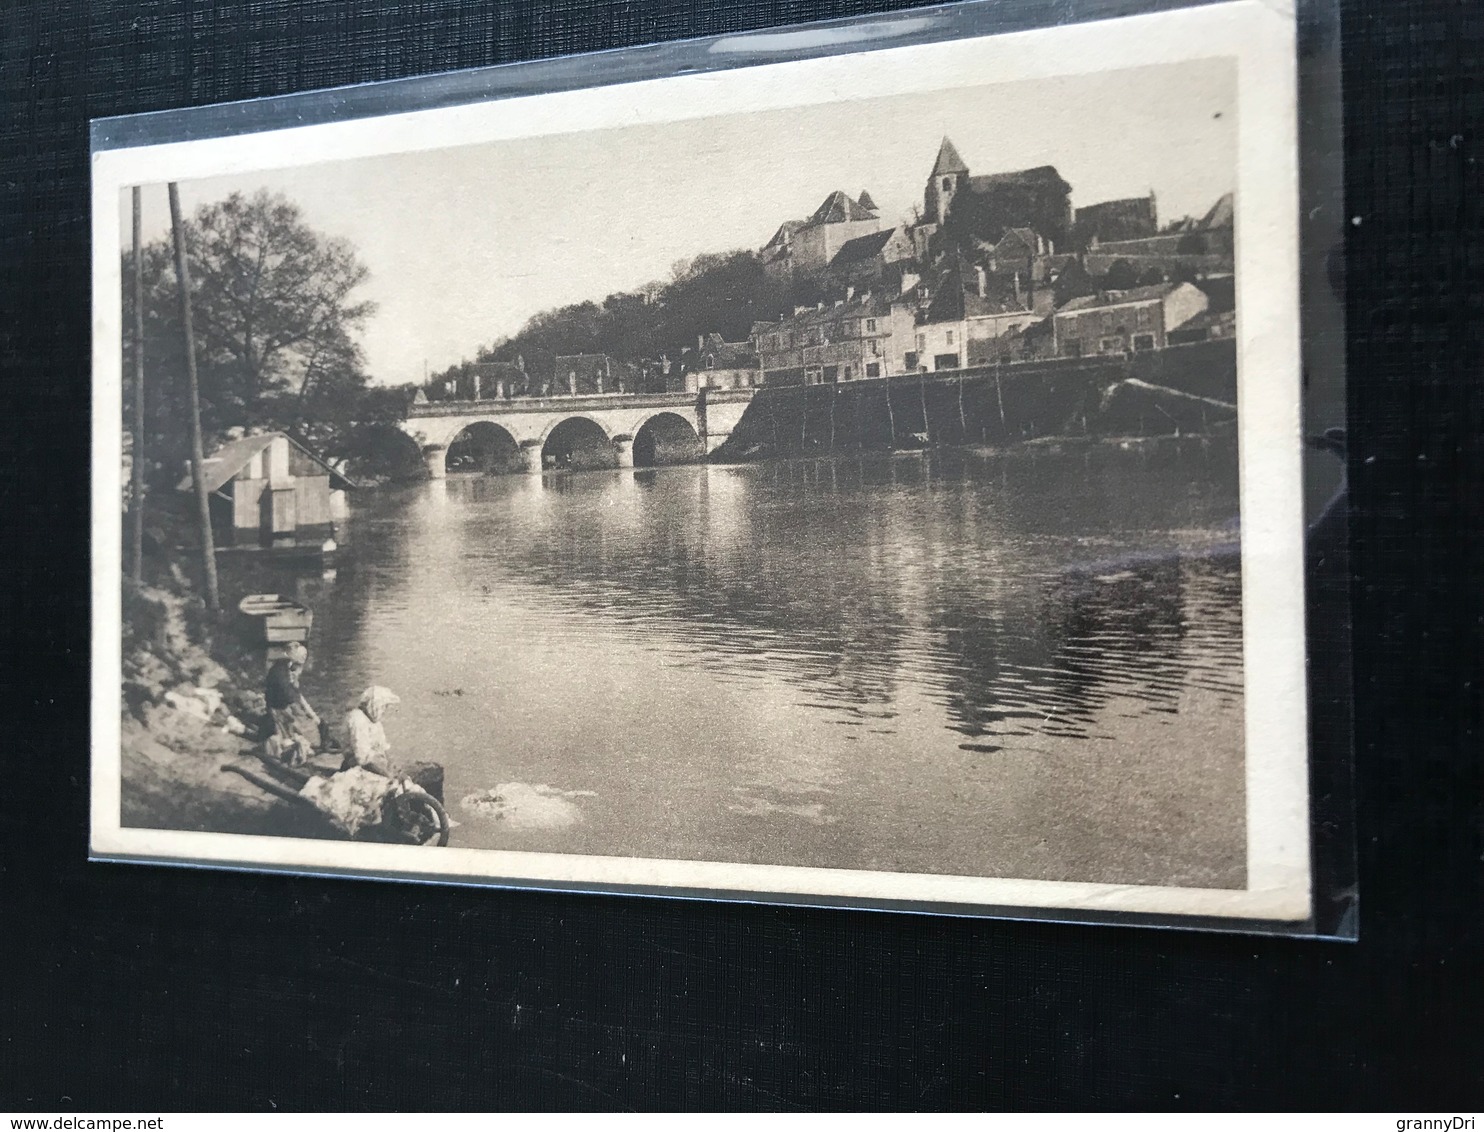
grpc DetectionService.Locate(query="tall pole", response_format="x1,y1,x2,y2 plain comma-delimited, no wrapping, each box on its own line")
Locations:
129,187,145,584
168,183,219,611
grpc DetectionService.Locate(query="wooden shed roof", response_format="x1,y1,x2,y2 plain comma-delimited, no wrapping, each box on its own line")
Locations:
177,432,357,494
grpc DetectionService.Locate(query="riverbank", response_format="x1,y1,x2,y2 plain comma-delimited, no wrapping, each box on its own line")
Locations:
118,569,319,836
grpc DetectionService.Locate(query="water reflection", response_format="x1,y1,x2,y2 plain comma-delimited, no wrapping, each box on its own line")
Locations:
287,440,1245,884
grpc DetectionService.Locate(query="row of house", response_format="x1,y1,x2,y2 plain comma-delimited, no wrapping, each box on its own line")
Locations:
748,271,1224,384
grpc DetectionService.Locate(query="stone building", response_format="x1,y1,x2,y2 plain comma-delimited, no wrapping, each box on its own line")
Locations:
919,137,1075,251
684,333,761,391
1074,193,1159,246
760,190,882,277
1051,281,1210,358
752,293,894,384
890,262,1044,372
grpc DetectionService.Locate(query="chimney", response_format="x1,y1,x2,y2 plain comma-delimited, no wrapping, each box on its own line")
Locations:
698,334,704,352
1013,271,1023,307
472,373,482,400
975,265,987,298
846,285,855,302
1047,238,1055,256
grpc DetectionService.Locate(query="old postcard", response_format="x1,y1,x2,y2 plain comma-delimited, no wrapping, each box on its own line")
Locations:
91,0,1314,924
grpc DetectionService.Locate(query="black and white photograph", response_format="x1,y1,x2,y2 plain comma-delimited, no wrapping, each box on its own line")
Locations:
90,0,1312,923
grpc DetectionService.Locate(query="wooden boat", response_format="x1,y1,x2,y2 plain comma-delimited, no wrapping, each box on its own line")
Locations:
237,593,314,643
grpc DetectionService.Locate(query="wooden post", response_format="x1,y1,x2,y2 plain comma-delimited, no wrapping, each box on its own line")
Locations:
129,187,145,584
168,183,219,611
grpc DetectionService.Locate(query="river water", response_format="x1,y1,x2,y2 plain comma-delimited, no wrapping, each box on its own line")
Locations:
286,440,1245,889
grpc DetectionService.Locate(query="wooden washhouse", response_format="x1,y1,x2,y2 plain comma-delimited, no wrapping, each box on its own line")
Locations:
179,432,354,549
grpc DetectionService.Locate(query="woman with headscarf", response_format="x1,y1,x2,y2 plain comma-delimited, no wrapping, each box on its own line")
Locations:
265,641,323,764
343,686,402,776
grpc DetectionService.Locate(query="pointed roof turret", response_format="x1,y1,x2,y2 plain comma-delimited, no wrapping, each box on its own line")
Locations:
930,136,969,177
857,190,878,212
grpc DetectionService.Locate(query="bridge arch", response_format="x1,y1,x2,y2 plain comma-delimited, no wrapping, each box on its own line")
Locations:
542,415,616,471
633,411,704,467
343,423,426,482
445,420,521,475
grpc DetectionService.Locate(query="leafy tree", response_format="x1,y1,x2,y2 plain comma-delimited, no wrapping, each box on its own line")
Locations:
1176,230,1207,255
122,190,376,486
1052,258,1097,306
1101,259,1140,291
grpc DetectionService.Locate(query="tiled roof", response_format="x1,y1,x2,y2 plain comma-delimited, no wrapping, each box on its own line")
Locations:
968,166,1070,193
699,333,759,368
1057,282,1181,313
1201,192,1234,229
807,190,877,225
830,228,898,266
922,261,1034,323
997,228,1042,254
764,219,805,248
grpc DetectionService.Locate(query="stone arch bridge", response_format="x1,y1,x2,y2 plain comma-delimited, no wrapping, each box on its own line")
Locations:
400,388,755,477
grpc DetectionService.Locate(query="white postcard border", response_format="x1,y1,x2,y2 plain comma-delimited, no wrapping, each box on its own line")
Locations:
91,0,1311,922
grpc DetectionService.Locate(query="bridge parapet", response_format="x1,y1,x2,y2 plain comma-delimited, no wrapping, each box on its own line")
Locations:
408,391,700,418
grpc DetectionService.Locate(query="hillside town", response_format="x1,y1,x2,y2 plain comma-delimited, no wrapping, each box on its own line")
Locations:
421,136,1236,403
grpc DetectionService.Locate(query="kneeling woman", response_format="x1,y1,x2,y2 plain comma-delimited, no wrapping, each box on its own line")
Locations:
343,685,401,777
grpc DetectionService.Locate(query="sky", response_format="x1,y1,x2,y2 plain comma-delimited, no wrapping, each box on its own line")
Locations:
124,56,1235,386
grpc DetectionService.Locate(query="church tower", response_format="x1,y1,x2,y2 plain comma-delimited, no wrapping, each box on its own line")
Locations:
925,137,969,225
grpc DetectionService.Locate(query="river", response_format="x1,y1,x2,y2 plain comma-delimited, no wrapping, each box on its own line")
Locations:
277,440,1245,889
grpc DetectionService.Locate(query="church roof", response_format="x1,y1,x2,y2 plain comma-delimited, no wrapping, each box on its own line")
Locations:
930,137,969,177
968,165,1070,193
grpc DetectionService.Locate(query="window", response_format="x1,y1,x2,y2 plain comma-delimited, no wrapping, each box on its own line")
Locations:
916,333,926,352
934,353,961,370
842,366,852,380
1137,307,1152,329
1101,312,1114,332
1099,336,1124,354
1133,334,1155,351
865,318,877,332
706,356,716,370
865,363,881,378
942,177,953,192
1063,339,1082,358
946,330,955,345
804,366,823,385
870,339,882,356
904,351,919,371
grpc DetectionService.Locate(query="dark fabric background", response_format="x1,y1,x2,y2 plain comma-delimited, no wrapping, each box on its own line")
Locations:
2,0,1480,1111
